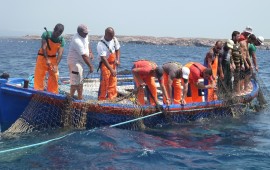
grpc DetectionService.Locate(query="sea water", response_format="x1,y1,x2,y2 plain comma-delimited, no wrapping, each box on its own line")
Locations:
0,38,270,169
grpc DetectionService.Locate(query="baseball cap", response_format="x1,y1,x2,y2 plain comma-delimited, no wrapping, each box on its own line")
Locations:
182,67,190,79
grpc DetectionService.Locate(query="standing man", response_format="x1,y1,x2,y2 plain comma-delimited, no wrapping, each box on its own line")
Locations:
34,23,65,94
97,27,121,101
239,34,256,93
249,36,264,72
160,62,190,105
184,62,215,103
132,59,168,106
204,40,223,101
231,31,244,96
218,39,234,96
67,24,94,100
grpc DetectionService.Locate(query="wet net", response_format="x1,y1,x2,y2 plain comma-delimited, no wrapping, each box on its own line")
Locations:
2,71,269,135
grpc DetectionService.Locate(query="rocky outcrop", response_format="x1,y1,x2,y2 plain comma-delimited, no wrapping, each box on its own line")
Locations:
21,34,270,49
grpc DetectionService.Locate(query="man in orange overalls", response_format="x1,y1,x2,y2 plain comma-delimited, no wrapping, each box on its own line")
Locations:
97,27,121,101
185,62,216,103
204,40,223,101
160,62,190,105
34,23,65,94
132,60,168,106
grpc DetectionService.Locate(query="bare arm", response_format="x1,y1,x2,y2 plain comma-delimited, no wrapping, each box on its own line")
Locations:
115,49,120,66
218,53,224,80
206,52,213,68
251,51,258,72
41,39,49,65
160,76,170,105
56,47,64,66
181,80,189,104
82,54,94,73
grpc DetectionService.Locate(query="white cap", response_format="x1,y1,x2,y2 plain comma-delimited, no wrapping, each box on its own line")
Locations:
182,67,190,79
257,36,264,45
243,26,253,34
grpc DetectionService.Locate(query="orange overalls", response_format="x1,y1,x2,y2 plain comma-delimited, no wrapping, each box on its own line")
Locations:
205,54,218,101
185,62,206,103
162,71,182,104
133,60,158,106
98,53,117,100
34,39,60,94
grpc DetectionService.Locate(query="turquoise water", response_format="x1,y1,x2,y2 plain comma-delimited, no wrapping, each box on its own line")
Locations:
0,38,270,169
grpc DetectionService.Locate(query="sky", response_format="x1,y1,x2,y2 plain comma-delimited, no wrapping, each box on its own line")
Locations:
0,0,269,39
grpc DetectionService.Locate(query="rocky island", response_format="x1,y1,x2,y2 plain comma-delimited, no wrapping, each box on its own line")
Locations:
22,34,269,50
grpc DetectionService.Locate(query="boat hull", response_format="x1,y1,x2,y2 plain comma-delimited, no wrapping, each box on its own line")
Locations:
0,77,259,132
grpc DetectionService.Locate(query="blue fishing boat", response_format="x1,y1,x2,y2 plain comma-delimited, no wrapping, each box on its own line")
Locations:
0,75,259,132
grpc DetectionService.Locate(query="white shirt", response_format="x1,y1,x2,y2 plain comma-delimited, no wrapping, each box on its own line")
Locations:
67,33,90,65
97,37,120,60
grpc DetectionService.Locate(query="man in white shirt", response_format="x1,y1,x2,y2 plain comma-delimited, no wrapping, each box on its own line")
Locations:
97,27,121,101
67,24,94,100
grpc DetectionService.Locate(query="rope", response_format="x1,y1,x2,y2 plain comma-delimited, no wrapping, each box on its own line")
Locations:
0,132,75,154
109,111,163,128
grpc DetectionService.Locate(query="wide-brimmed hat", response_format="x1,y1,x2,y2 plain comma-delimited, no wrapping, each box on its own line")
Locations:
182,67,190,79
226,39,234,49
77,24,89,34
243,26,253,34
257,36,264,45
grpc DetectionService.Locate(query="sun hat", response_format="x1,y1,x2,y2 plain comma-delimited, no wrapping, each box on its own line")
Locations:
77,24,89,34
226,39,234,49
243,26,253,34
182,67,190,79
257,36,264,45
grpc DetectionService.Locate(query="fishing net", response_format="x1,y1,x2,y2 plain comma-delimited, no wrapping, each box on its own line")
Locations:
2,70,267,135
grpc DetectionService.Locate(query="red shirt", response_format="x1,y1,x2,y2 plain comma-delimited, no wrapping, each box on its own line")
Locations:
133,60,157,78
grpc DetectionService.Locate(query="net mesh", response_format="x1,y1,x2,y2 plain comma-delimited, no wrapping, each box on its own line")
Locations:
2,72,269,135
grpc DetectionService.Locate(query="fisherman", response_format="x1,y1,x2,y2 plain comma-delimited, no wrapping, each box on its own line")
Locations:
239,26,253,42
160,62,190,105
240,33,257,94
132,59,168,106
97,27,121,101
231,31,243,96
249,36,264,72
33,23,65,94
67,24,94,100
218,39,234,97
204,40,223,101
184,62,215,103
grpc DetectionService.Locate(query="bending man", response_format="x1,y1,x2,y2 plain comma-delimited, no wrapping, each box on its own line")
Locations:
161,62,190,105
132,59,167,106
184,62,215,103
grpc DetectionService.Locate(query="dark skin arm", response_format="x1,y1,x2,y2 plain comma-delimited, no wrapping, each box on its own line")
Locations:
82,54,94,73
251,51,258,72
181,79,188,104
115,49,120,66
159,75,170,105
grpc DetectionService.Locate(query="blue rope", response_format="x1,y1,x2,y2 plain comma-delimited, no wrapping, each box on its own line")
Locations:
109,111,163,127
0,110,163,154
0,132,75,154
